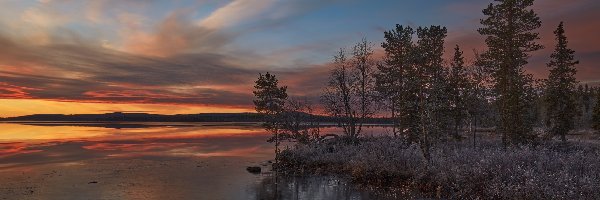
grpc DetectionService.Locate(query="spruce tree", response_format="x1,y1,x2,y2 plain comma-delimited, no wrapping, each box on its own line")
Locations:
477,0,543,145
545,22,579,141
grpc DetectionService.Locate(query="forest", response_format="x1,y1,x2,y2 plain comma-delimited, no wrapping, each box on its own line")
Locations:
253,0,600,199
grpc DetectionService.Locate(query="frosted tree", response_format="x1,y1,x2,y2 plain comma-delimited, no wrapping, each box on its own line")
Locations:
544,22,579,142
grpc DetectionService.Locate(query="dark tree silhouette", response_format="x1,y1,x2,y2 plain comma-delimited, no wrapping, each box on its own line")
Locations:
253,72,288,157
414,25,449,159
375,25,416,137
466,51,493,148
322,39,377,140
447,45,470,139
544,22,579,142
477,0,543,146
375,25,449,159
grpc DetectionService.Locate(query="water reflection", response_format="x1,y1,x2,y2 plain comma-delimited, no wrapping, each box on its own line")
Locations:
0,122,273,169
0,122,397,199
251,175,402,200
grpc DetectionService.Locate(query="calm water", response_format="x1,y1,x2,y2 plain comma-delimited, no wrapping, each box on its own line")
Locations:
0,122,392,200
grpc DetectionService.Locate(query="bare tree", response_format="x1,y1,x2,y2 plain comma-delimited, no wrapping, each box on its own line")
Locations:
279,98,321,144
322,39,377,140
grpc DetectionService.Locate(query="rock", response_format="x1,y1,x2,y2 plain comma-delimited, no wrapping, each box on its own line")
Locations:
246,166,261,174
88,181,98,184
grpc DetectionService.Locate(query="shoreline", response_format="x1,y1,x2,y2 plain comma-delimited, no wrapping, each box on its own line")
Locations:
277,134,600,199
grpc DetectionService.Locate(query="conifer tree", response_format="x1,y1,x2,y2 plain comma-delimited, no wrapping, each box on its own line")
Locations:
477,0,543,145
253,72,288,157
448,45,470,139
375,25,416,137
375,24,448,157
414,25,448,158
545,22,579,141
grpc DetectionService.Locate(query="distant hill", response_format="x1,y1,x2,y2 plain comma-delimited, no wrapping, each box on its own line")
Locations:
0,112,392,123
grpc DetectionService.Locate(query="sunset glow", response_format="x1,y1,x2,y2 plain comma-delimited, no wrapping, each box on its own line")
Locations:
0,0,599,116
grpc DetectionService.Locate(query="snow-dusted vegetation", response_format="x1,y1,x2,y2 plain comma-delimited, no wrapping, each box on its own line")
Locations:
279,135,600,199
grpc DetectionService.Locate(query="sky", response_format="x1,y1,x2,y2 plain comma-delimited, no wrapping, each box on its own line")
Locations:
0,0,599,117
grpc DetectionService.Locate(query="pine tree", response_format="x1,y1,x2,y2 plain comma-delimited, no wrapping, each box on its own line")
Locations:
253,72,288,117
375,25,415,137
414,25,448,158
253,72,288,158
545,22,579,141
477,0,543,145
448,45,470,139
375,24,448,157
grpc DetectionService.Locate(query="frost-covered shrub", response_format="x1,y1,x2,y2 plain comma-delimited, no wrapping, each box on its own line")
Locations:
279,137,600,199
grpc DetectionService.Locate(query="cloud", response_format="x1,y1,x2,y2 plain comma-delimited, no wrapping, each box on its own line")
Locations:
0,0,337,109
199,0,277,30
121,10,233,57
0,0,598,114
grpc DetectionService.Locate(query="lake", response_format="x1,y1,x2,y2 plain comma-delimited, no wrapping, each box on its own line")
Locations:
0,122,393,200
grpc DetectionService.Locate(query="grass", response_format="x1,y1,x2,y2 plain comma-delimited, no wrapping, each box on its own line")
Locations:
278,132,600,199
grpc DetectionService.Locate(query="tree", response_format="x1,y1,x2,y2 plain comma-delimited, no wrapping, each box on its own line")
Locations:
279,98,321,144
447,45,470,139
375,25,415,137
375,25,448,159
593,88,600,132
477,0,543,146
413,25,449,158
351,38,378,136
253,72,288,158
544,22,579,142
465,55,492,148
584,84,592,112
322,39,377,140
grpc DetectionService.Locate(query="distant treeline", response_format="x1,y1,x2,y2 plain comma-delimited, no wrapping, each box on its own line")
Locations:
0,112,393,123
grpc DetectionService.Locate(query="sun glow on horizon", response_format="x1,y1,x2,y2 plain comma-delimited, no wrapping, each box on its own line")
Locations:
0,99,254,117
